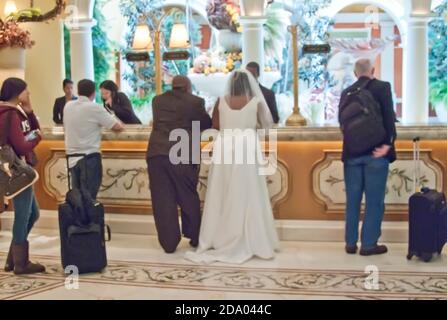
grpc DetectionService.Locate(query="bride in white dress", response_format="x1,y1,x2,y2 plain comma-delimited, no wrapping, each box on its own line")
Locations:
185,70,280,264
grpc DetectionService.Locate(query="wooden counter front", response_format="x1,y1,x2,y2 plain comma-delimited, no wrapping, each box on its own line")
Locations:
33,126,447,221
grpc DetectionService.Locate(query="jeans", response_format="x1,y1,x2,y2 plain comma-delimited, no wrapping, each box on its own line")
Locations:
12,186,40,245
70,153,103,200
344,155,390,249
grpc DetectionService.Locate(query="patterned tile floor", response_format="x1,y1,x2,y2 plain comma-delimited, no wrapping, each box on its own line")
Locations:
0,230,446,300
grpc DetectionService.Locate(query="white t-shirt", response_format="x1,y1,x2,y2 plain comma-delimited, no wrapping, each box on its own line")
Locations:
63,96,118,168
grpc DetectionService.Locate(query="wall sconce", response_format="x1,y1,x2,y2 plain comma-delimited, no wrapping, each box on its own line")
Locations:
4,1,18,17
132,24,154,51
130,8,190,95
169,23,190,49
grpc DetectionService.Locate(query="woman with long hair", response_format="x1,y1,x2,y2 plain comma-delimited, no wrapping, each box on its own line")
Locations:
99,80,141,125
0,78,45,274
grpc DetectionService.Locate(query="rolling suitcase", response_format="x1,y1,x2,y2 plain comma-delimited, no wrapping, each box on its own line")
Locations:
58,154,111,274
407,138,447,262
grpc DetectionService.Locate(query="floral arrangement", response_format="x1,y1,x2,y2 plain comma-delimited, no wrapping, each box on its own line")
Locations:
192,50,279,76
207,0,242,33
193,51,243,75
0,20,35,49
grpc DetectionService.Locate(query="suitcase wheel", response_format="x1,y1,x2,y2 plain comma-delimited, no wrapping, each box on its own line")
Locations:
421,253,433,263
406,253,413,261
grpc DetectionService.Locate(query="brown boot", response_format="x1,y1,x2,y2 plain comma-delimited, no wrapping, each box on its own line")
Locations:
4,242,14,272
12,241,45,275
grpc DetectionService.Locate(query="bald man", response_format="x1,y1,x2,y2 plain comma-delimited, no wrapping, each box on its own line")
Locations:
147,76,212,253
339,59,397,257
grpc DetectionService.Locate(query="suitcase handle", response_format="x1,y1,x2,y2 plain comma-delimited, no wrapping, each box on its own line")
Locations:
66,154,87,191
413,137,421,193
105,224,112,242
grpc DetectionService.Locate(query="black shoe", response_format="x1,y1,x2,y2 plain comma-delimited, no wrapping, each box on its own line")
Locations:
360,245,388,256
345,245,358,254
189,239,198,248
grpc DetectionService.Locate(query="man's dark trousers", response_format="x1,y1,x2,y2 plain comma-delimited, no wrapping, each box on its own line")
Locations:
70,153,103,200
147,155,201,253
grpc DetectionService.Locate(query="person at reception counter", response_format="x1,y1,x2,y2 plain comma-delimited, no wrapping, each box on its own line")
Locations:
53,79,77,125
100,80,142,125
339,59,397,257
147,75,212,254
64,79,125,200
246,61,280,124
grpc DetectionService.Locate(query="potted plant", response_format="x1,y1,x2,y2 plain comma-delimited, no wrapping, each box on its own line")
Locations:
0,20,35,69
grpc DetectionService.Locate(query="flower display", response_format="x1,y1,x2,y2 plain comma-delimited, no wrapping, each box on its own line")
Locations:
0,21,35,49
192,51,243,75
192,50,278,75
207,0,242,33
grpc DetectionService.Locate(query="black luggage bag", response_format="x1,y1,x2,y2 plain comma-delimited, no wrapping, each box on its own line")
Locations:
407,138,447,262
58,154,111,274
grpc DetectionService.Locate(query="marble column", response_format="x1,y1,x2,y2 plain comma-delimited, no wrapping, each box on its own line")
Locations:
380,21,396,95
239,16,267,81
65,0,96,84
402,16,430,124
66,19,97,84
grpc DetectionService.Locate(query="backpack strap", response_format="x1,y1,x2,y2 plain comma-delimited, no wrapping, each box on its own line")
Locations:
360,78,374,90
347,78,374,97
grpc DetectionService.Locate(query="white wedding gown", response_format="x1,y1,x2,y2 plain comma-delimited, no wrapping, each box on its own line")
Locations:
185,96,280,264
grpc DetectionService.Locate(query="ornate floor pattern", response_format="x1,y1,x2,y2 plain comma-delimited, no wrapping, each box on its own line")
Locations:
0,253,446,300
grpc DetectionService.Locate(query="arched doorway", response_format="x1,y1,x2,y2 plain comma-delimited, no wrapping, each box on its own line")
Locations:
321,0,406,35
325,1,406,122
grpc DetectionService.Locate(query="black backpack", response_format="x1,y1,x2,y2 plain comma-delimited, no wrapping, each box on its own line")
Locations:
339,80,387,156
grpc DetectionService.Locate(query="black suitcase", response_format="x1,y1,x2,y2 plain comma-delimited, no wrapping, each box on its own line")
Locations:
58,154,111,274
407,138,447,262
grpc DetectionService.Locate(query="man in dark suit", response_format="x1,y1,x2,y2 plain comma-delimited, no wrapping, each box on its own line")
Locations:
339,59,397,257
53,79,77,125
246,62,280,124
147,76,212,253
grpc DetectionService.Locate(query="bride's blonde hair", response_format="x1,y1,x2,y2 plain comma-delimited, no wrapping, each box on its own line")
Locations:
229,71,254,97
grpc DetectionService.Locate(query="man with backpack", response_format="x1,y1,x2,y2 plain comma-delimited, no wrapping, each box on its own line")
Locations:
339,59,397,256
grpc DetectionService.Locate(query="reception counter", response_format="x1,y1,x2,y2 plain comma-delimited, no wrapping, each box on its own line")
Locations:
33,125,447,221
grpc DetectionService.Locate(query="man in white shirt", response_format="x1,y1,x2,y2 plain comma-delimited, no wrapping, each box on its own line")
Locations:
64,79,124,199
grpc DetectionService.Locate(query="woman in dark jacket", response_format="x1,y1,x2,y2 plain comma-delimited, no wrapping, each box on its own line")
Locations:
99,80,142,124
0,78,45,275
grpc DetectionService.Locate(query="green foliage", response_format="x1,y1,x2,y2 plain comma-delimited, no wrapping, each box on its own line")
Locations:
429,1,447,106
274,0,334,93
264,2,290,64
64,25,71,79
93,0,115,90
129,91,157,110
